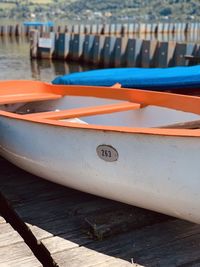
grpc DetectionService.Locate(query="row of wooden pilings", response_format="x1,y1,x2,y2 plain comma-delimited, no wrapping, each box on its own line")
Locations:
30,30,200,68
1,22,200,37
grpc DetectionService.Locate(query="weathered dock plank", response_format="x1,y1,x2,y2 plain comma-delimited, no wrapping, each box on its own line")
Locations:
0,222,22,247
52,219,200,267
0,216,42,267
1,156,200,266
0,243,42,267
52,246,138,267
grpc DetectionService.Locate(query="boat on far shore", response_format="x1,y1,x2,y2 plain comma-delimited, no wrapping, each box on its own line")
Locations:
23,21,54,27
1,80,200,223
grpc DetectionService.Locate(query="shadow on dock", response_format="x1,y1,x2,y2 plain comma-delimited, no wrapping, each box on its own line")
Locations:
1,157,200,266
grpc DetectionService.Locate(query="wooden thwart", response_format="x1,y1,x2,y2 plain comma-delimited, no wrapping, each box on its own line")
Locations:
25,101,141,120
0,93,62,105
159,119,200,129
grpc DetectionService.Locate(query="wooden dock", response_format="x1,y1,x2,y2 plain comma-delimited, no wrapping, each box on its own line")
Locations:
1,156,200,266
2,22,200,67
0,215,41,266
29,30,200,68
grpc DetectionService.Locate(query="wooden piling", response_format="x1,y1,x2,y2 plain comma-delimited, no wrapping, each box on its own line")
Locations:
82,34,95,63
163,23,169,33
84,24,91,34
0,25,6,36
56,25,62,33
8,25,14,36
103,24,109,34
140,39,157,68
79,25,85,34
71,34,85,61
65,24,72,33
15,24,21,36
111,37,127,67
172,43,187,66
72,24,79,34
184,43,197,65
97,24,103,35
54,33,71,59
145,23,152,34
115,24,122,35
91,24,98,34
153,41,176,68
102,36,116,66
122,24,128,35
139,23,146,35
157,23,164,34
124,38,143,67
128,24,134,35
24,25,30,36
90,35,105,65
109,24,115,35
30,30,39,59
169,23,175,35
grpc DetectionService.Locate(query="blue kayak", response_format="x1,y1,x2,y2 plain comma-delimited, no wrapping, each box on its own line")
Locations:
52,66,200,91
24,21,54,27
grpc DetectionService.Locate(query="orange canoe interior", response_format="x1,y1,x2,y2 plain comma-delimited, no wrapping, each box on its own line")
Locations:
0,80,200,137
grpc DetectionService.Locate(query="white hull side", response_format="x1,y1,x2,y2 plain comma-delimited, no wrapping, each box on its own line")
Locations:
0,117,200,223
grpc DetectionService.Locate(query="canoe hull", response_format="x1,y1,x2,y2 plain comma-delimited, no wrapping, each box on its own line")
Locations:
1,116,200,223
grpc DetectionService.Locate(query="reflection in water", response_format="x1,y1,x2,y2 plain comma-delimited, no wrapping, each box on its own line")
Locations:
0,36,96,82
30,59,96,81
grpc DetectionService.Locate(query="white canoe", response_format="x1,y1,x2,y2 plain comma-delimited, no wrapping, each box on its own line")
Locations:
1,80,200,223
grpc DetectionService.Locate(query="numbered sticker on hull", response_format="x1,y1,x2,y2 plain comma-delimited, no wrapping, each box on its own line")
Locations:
96,145,118,162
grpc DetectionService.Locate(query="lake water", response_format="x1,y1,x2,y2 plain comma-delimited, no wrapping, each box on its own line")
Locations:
0,36,95,82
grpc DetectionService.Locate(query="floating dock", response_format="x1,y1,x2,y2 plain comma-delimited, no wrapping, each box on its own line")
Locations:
1,156,200,266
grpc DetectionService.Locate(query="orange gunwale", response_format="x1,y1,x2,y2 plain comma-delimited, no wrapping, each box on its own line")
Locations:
0,80,200,137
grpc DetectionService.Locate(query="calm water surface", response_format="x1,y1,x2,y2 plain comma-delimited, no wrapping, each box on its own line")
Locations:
0,36,94,82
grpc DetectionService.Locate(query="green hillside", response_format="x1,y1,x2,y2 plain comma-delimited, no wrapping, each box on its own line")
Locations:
0,0,200,22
